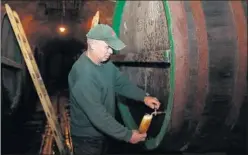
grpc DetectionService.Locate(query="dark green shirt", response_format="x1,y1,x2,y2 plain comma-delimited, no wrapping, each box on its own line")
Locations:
68,53,146,142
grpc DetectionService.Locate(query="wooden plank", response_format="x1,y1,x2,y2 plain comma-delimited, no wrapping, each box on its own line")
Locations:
110,50,170,63
1,56,23,69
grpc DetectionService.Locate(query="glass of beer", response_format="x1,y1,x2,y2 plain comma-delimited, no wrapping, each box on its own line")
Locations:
138,114,153,134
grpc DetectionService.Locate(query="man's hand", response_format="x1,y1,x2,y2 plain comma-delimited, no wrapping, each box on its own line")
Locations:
129,130,147,144
144,96,161,109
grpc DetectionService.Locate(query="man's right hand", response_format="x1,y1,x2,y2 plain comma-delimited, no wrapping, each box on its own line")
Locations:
129,130,147,144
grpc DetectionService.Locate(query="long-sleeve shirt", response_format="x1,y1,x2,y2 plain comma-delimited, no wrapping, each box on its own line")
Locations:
68,53,147,142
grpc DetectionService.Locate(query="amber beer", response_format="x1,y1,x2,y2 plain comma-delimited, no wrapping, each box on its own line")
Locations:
138,114,153,134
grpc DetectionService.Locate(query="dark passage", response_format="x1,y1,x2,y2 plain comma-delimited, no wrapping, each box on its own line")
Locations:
2,38,85,154
38,38,85,95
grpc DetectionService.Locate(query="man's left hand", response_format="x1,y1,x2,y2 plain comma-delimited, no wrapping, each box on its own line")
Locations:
144,96,161,110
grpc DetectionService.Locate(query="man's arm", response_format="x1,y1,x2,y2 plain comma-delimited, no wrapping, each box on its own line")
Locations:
113,64,147,102
71,77,132,142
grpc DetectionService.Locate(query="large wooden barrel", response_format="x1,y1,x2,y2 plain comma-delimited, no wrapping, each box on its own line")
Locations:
1,13,27,115
112,1,247,152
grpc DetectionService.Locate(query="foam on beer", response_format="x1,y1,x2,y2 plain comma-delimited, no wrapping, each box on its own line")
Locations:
143,114,153,120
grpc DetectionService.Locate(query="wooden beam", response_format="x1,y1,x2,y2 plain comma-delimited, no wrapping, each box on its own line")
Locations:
1,57,23,69
110,50,170,63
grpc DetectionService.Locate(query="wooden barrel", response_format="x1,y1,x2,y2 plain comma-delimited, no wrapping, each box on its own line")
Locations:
1,13,27,115
112,1,247,152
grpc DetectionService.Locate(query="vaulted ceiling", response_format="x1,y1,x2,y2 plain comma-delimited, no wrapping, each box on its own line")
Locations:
1,0,116,46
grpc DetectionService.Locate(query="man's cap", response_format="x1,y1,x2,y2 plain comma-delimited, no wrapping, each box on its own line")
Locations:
86,24,126,51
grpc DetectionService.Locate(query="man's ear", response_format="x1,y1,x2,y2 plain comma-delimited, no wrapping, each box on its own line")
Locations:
88,39,96,51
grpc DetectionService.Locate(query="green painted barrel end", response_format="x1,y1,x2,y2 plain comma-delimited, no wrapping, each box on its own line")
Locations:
112,0,176,150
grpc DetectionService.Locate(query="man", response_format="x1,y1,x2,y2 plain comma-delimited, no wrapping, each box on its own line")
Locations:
68,24,161,155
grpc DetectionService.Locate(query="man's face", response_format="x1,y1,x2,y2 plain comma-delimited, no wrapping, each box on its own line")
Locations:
93,40,113,62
